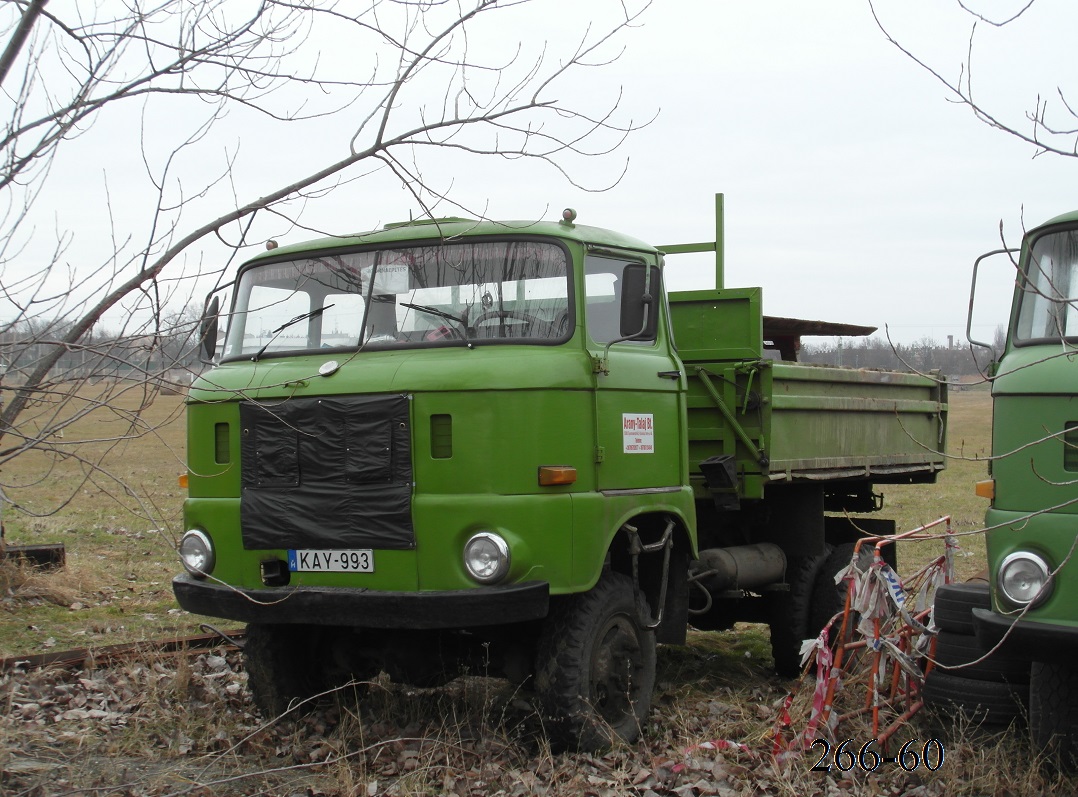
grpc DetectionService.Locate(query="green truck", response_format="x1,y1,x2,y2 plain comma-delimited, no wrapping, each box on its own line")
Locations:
173,195,947,750
967,209,1078,760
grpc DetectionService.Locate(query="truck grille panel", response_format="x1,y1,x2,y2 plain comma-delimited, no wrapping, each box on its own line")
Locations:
238,394,415,550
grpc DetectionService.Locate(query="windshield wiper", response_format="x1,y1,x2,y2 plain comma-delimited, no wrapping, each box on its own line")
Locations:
400,302,469,335
251,304,333,362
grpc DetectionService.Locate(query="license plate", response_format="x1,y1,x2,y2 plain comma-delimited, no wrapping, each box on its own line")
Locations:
287,549,374,573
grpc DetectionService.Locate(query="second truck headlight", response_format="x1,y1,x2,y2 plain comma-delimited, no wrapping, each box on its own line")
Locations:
180,529,215,578
998,551,1052,608
463,532,510,584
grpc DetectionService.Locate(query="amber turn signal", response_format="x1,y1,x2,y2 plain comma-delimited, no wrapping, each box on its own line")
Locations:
538,465,577,486
975,479,995,500
178,473,189,489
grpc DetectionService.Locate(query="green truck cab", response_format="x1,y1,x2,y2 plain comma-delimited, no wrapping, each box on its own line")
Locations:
969,210,1078,759
174,196,947,750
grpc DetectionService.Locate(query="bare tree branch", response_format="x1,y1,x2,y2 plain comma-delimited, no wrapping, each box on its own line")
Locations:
0,0,653,522
869,0,1078,159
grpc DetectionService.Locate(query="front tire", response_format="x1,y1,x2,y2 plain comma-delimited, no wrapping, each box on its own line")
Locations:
1031,660,1078,766
534,571,657,751
244,624,325,718
244,624,379,718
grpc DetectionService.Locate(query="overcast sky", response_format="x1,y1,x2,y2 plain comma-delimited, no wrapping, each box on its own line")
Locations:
542,0,1077,346
318,0,1077,346
12,0,1077,346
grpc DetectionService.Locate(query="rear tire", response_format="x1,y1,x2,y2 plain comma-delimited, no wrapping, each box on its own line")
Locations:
534,571,657,751
768,547,831,678
809,543,861,637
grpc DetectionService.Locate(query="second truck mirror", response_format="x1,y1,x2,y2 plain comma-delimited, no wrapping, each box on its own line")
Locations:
200,295,220,362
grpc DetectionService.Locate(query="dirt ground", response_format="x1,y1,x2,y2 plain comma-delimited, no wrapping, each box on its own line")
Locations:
5,629,1071,797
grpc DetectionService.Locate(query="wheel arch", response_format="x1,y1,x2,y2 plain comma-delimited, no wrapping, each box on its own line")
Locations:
605,510,693,645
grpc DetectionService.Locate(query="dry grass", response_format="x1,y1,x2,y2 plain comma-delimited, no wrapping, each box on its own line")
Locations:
4,383,1075,795
879,384,992,584
1,385,199,658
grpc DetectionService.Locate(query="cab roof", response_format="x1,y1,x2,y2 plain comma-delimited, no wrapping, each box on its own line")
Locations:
1033,208,1078,231
246,216,658,263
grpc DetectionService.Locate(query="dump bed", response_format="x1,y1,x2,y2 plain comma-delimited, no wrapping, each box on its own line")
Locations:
669,289,947,502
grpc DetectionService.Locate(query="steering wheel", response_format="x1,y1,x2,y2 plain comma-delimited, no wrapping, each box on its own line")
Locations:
472,309,546,335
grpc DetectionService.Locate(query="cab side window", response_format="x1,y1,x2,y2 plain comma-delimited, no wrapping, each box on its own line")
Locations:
584,256,659,345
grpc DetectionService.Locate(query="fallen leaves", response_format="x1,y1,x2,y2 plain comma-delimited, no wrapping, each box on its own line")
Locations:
0,642,1054,797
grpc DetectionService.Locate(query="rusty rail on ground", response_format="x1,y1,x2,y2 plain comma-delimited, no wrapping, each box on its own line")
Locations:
0,627,246,674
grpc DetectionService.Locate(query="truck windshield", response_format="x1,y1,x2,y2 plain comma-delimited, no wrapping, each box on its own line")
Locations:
222,240,570,360
1015,227,1078,344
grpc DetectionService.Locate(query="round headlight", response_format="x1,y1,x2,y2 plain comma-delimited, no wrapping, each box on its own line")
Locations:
998,551,1052,607
463,532,510,584
180,529,215,577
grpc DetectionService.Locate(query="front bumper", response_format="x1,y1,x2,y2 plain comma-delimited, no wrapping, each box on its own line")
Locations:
973,607,1078,660
173,573,550,629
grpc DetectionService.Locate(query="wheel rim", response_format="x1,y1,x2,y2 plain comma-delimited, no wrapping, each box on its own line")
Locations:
589,613,644,725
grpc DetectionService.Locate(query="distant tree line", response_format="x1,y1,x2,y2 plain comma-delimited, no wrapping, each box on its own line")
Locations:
0,321,1003,387
799,332,1002,378
0,315,199,388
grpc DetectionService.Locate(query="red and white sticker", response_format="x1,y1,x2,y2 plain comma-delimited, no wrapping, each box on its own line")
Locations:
623,413,654,454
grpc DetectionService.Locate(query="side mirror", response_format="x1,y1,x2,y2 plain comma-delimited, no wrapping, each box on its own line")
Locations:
620,263,659,340
200,295,220,362
966,247,1018,367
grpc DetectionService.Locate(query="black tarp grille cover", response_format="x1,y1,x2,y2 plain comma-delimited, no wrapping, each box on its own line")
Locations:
239,394,414,550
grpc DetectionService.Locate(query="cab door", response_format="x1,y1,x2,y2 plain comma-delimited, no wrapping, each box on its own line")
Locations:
585,254,685,491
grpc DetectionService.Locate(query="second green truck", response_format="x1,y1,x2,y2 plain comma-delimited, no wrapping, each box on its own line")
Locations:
174,195,947,750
